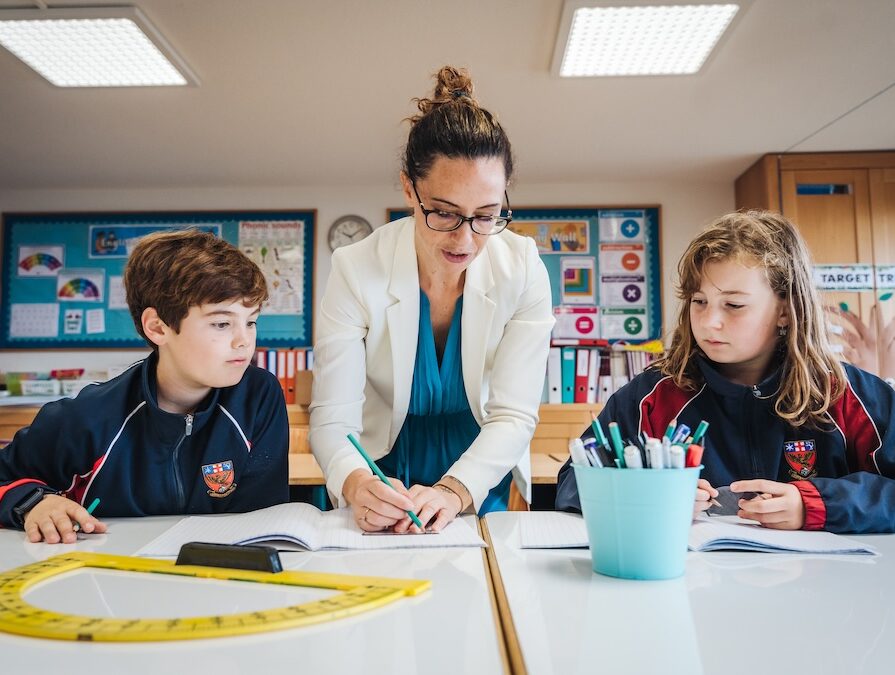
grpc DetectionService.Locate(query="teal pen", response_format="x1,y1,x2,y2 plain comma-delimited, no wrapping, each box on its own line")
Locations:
691,420,710,446
607,422,626,468
73,497,101,533
663,419,677,441
347,434,424,529
590,412,611,451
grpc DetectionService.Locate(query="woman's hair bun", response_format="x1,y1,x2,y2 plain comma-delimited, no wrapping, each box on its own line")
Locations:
414,66,476,117
433,65,475,103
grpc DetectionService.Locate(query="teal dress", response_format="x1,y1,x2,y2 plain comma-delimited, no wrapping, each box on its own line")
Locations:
378,291,512,515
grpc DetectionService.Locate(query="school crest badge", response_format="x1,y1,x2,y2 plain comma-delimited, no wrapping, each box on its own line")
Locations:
784,440,817,479
202,460,236,498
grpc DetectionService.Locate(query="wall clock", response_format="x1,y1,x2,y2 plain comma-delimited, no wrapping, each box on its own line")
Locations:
328,215,373,251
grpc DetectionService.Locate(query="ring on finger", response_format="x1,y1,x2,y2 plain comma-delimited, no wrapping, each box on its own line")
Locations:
362,506,371,523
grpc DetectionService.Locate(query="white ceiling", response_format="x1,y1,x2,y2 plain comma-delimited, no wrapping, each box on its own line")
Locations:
0,0,893,191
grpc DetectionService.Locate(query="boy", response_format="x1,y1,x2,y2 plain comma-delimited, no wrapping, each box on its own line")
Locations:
0,229,289,543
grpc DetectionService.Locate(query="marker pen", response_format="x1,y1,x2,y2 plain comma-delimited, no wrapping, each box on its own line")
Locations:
623,445,643,469
685,444,704,468
646,438,664,469
608,422,626,468
590,413,612,454
582,438,604,467
670,424,691,446
569,438,591,466
691,420,710,446
669,445,685,469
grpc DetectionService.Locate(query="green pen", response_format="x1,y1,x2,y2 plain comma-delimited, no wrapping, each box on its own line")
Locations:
347,434,424,529
73,497,101,533
607,422,626,468
691,420,710,446
590,412,611,451
663,419,677,441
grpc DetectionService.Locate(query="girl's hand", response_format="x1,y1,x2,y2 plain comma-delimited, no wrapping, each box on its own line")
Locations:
343,469,419,533
394,484,462,533
24,494,107,544
694,478,718,516
730,479,805,529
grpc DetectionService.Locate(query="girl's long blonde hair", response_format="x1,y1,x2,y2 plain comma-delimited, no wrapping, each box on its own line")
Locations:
655,210,845,428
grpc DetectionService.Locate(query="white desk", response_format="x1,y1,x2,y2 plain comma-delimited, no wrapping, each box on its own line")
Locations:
484,511,895,675
1,515,507,675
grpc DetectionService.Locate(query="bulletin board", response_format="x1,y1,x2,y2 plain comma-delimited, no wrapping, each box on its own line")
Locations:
0,210,316,349
386,206,662,341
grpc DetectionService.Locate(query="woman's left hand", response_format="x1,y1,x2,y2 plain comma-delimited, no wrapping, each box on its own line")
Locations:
393,485,462,533
730,479,805,530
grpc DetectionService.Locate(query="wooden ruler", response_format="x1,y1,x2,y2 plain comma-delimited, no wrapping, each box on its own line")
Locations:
0,552,429,642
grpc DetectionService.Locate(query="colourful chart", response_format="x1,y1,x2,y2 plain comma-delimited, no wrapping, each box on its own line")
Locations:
18,253,63,273
57,278,101,299
564,267,592,295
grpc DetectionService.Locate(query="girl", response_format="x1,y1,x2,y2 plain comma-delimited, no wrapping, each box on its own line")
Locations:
557,210,895,533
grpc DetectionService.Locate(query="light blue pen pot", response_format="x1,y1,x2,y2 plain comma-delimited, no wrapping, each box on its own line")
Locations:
573,464,701,580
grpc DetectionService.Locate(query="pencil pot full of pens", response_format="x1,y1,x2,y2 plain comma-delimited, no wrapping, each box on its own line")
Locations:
573,464,701,580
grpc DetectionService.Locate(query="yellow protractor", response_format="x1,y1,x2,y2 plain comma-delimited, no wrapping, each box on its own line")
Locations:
0,552,430,642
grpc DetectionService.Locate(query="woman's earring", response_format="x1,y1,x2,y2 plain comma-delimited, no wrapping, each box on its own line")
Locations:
778,325,788,337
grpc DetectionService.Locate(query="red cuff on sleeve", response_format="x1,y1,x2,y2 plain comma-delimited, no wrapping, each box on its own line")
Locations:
792,480,826,530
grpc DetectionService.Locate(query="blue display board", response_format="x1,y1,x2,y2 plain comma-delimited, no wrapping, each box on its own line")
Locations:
1,211,316,349
386,206,662,341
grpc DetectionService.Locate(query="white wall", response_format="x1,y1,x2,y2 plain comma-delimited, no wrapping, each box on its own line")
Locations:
0,180,733,373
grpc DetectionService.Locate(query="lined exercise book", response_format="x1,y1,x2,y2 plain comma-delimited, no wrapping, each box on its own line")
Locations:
518,512,878,555
136,503,486,557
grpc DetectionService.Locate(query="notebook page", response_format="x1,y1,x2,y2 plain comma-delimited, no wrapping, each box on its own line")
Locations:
320,509,486,550
689,518,878,555
136,503,324,557
520,512,588,548
136,505,486,556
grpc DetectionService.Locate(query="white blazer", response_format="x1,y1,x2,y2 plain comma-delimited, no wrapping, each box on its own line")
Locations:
309,217,554,511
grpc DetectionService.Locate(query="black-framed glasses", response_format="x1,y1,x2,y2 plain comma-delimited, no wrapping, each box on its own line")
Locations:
412,182,512,235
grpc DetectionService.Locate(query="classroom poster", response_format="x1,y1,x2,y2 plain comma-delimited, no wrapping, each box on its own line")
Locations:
9,303,59,338
508,220,589,254
600,274,647,306
600,307,649,340
56,269,105,303
88,224,221,258
239,220,304,315
17,245,64,277
599,210,645,242
107,276,128,309
63,309,83,334
2,211,316,348
560,257,596,305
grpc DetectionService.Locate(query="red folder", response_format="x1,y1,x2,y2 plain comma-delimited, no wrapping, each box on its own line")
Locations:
574,348,589,403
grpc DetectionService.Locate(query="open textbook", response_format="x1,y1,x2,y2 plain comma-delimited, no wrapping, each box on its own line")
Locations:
137,503,486,557
518,512,878,555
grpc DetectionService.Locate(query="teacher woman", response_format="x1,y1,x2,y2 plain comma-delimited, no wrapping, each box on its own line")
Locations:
310,66,554,533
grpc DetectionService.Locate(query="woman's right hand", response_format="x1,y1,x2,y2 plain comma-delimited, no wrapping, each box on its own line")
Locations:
342,469,420,532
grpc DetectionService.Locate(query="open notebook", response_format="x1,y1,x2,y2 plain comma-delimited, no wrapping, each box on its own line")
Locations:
137,503,485,557
518,512,878,555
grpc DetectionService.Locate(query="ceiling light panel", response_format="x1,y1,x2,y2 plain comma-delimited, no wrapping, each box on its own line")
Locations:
0,7,197,87
557,3,739,77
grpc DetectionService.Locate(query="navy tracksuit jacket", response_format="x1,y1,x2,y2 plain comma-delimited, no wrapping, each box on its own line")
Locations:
556,357,895,534
0,355,289,527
